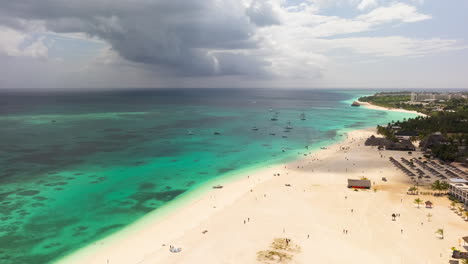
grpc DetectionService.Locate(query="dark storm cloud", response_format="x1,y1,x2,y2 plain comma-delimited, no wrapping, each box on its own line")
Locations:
0,0,275,76
215,52,272,76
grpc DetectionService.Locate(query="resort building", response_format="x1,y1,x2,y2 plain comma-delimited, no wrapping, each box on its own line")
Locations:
448,178,468,207
410,92,466,102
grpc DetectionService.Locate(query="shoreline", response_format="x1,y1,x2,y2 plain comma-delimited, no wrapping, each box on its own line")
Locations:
54,128,354,264
357,100,428,117
54,127,351,264
55,125,467,264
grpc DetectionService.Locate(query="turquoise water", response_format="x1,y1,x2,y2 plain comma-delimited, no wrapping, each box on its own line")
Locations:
0,89,417,263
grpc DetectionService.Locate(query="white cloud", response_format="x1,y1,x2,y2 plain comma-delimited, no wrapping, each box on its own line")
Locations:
357,0,378,11
0,27,48,58
248,1,461,80
308,36,466,57
409,0,425,5
358,2,431,23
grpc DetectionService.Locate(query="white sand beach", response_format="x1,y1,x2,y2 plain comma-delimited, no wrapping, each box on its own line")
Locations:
57,128,467,264
357,101,428,117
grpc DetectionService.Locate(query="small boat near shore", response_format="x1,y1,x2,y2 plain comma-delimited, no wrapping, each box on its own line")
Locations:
251,126,259,131
214,132,221,135
351,101,360,107
212,185,223,189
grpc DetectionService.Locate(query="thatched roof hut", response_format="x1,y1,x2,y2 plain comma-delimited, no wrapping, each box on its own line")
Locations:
365,136,416,151
365,135,388,146
425,201,433,208
420,133,448,150
462,236,468,245
386,140,416,151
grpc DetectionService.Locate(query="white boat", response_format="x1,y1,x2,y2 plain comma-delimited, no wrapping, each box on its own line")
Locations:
270,112,279,121
251,126,259,131
300,113,306,120
285,121,293,130
187,130,194,135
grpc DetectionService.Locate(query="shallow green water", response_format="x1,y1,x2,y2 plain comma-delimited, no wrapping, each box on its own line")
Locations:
0,89,417,263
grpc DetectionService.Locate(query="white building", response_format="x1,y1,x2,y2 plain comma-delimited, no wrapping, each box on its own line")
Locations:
449,178,468,207
411,92,466,102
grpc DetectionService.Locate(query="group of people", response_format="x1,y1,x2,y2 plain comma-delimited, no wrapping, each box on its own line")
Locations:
169,245,182,253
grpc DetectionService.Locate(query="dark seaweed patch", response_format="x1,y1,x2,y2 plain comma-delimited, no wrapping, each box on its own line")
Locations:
128,189,186,212
43,242,61,249
74,226,88,231
153,189,185,202
138,182,155,190
185,181,195,187
0,190,16,200
44,182,68,187
32,196,47,201
218,168,234,174
17,190,40,196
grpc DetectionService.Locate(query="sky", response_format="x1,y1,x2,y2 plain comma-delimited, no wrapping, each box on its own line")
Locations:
0,0,467,89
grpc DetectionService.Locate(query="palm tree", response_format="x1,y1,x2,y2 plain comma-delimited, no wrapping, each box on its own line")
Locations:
457,206,465,215
431,180,441,195
408,186,418,195
462,258,468,264
440,181,450,194
450,201,457,210
414,198,423,208
435,228,444,239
